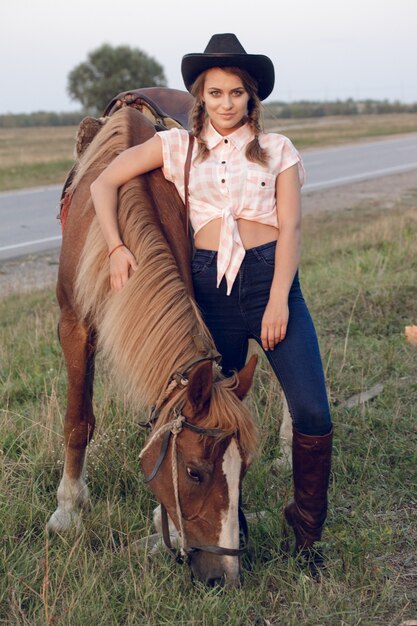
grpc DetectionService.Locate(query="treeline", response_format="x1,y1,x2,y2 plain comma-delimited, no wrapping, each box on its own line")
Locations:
1,99,416,127
264,98,417,119
0,111,84,128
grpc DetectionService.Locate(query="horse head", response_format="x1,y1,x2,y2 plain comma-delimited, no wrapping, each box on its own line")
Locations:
140,354,258,587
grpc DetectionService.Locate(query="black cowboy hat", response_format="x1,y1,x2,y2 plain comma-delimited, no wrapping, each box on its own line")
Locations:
181,33,275,101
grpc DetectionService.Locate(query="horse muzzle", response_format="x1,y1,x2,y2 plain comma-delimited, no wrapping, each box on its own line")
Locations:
188,549,241,588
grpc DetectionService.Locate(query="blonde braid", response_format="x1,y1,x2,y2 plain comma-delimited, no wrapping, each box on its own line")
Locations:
190,101,210,162
189,74,210,163
245,98,269,166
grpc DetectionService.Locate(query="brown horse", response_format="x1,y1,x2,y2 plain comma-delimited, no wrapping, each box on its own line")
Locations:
47,98,259,586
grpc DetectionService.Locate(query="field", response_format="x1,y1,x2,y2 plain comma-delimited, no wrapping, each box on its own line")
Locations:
263,112,417,148
0,112,417,191
1,181,417,624
0,126,76,192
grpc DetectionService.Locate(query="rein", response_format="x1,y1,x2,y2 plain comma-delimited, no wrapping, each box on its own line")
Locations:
139,354,248,564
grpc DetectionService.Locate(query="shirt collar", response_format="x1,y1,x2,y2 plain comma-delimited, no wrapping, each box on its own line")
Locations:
203,120,255,151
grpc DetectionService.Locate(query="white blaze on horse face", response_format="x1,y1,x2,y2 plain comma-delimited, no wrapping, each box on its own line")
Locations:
218,438,242,580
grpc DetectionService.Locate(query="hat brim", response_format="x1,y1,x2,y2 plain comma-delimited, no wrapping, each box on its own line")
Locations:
181,53,275,101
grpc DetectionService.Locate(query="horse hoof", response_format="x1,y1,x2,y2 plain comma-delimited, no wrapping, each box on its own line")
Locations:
272,455,292,471
47,509,82,534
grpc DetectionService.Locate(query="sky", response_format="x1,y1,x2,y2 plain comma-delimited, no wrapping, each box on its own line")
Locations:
1,0,417,114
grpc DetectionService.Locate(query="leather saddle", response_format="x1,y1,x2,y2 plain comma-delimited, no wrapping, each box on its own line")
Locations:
102,87,195,131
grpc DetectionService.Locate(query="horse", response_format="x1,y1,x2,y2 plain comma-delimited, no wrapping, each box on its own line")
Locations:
47,91,260,587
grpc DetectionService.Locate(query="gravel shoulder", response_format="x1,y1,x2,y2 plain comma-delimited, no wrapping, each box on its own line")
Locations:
1,168,416,298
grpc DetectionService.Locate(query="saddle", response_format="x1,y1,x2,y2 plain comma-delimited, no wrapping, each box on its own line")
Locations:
59,87,195,231
102,87,194,131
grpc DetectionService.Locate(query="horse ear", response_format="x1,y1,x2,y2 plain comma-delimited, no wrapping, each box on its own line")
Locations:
186,360,213,418
234,354,258,400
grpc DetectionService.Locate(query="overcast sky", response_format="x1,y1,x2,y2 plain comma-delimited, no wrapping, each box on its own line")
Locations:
2,0,417,113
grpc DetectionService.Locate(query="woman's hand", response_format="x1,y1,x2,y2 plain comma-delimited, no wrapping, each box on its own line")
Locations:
261,298,289,350
109,246,138,292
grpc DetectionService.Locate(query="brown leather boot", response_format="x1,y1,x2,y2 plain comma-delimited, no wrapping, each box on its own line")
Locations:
284,427,333,563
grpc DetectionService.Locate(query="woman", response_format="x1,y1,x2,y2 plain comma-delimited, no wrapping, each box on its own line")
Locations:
90,33,333,565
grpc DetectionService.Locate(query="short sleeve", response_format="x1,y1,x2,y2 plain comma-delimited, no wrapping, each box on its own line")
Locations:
279,137,306,187
156,128,190,188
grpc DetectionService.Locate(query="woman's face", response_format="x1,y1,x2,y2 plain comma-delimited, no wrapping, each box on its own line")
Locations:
202,68,250,136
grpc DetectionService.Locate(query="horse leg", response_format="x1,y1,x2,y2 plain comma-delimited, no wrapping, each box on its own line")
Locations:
48,308,96,532
278,393,293,468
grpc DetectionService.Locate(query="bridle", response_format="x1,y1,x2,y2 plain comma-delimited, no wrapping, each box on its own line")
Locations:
139,355,248,565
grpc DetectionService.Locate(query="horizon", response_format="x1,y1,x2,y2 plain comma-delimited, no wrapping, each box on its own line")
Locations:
1,96,417,118
2,0,417,114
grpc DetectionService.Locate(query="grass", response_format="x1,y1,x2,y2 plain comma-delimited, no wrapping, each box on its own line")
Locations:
0,160,74,191
0,126,76,191
1,113,417,191
264,112,417,148
1,190,417,625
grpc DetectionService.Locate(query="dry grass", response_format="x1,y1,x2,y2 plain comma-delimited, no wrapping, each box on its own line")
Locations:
264,112,417,148
0,127,77,167
0,127,77,191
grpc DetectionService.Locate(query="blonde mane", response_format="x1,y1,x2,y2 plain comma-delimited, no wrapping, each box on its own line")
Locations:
73,108,258,457
69,112,131,195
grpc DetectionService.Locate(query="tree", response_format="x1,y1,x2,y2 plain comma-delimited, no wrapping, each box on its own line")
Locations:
67,43,167,114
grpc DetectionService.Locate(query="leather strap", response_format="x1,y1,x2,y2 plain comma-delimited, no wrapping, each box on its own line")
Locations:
144,418,225,485
145,353,222,427
184,133,195,237
144,429,172,484
189,542,247,557
160,504,185,562
160,502,248,561
173,352,221,384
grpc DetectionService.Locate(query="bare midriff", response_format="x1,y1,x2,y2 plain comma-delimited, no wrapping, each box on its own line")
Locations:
194,218,279,251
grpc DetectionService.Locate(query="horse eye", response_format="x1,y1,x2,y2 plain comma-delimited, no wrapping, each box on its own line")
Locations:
186,467,202,483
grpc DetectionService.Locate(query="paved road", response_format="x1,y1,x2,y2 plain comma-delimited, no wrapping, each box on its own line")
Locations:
0,185,62,261
302,132,417,191
1,132,416,261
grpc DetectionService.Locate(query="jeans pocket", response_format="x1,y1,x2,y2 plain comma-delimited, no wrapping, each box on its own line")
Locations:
191,250,216,275
257,243,277,267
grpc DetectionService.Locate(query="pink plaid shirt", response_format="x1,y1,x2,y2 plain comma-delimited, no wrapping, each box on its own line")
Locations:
158,121,305,295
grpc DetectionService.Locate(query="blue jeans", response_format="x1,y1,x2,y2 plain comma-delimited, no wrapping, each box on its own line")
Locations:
192,241,332,436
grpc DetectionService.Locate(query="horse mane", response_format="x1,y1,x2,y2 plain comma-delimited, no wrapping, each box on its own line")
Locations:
68,113,129,195
72,107,258,457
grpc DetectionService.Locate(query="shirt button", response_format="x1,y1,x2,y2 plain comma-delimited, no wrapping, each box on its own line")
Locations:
221,179,226,183
224,139,228,144
261,182,266,186
221,161,226,164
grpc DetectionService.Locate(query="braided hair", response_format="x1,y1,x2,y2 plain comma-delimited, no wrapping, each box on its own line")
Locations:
189,67,269,166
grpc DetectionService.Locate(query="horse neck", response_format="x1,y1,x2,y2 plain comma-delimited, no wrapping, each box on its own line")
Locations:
73,107,217,412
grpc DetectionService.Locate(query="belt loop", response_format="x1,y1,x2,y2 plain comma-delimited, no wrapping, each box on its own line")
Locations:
250,247,262,261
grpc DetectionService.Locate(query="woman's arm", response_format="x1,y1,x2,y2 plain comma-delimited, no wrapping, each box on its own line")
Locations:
261,163,302,350
90,134,164,292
